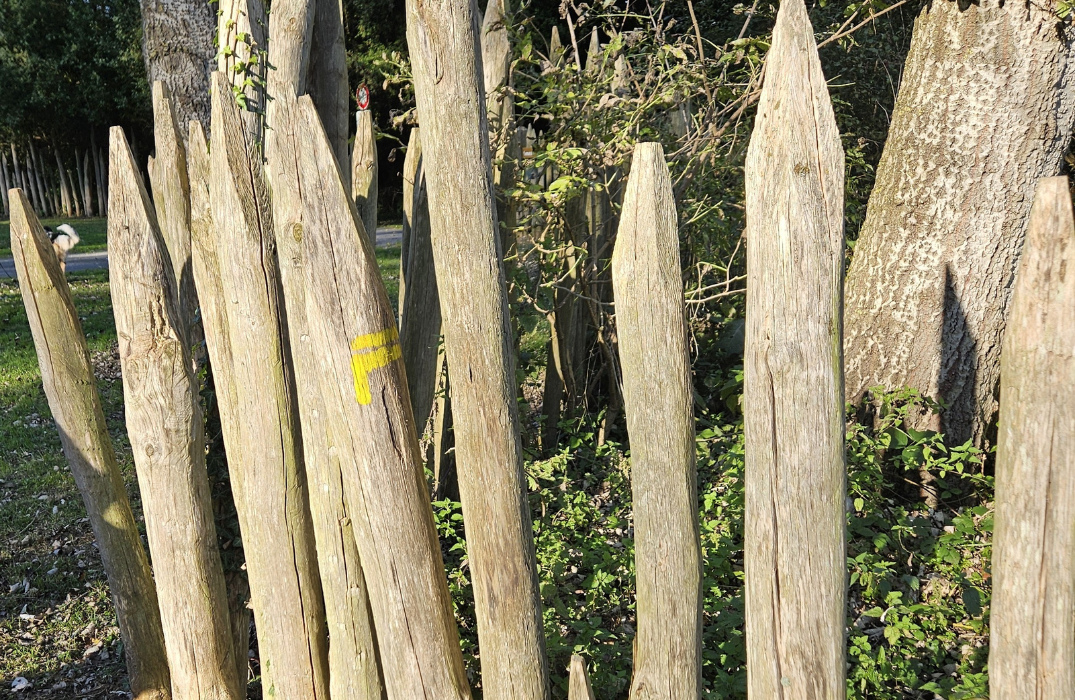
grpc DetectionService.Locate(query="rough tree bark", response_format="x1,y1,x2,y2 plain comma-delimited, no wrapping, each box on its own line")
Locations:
1,152,10,216
263,3,385,695
53,148,72,217
9,189,173,700
216,0,267,145
108,127,243,700
81,150,96,217
208,73,330,700
742,0,846,697
407,0,550,695
612,142,702,700
843,0,1075,446
149,82,199,341
294,95,472,700
185,121,253,693
140,0,215,134
352,109,379,246
307,0,350,178
989,177,1075,700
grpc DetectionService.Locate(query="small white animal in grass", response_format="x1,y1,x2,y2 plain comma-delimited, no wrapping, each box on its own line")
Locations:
42,224,80,272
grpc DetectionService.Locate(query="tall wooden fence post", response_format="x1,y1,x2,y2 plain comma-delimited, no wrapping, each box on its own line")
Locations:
108,127,243,700
9,189,173,700
263,2,386,693
207,73,330,700
185,121,253,690
352,109,379,246
407,0,550,695
990,176,1075,699
398,127,422,316
612,142,702,700
294,95,472,700
742,0,847,697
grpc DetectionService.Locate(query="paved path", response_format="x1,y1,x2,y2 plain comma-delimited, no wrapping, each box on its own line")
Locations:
0,227,403,280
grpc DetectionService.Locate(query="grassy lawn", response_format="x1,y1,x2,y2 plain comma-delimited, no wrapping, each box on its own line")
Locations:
0,219,108,260
0,245,401,697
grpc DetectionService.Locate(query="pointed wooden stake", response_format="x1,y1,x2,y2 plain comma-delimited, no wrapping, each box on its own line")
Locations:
352,109,379,246
9,188,172,700
294,95,472,700
568,655,596,700
613,143,702,700
108,126,243,700
743,0,847,696
990,177,1075,699
208,72,330,700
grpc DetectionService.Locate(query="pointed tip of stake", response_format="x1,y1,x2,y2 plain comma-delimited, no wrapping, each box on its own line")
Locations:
567,655,596,700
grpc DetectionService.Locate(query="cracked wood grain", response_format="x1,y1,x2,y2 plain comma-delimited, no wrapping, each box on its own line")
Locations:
108,127,242,700
612,142,702,700
293,96,471,700
352,109,378,246
207,72,330,700
742,0,846,697
407,0,550,695
989,177,1075,700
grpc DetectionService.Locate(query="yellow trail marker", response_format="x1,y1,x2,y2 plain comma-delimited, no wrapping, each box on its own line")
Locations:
350,327,402,405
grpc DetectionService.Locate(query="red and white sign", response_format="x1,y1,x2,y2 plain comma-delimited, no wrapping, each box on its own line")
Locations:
356,85,370,111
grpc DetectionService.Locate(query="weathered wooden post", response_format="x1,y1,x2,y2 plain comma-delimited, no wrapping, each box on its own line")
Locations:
612,142,702,700
567,655,596,700
263,2,385,694
185,121,253,690
990,176,1075,700
294,95,472,700
9,188,173,700
307,0,351,179
207,73,331,700
108,127,243,700
216,0,267,145
352,108,379,246
148,82,200,346
407,0,550,694
742,0,846,696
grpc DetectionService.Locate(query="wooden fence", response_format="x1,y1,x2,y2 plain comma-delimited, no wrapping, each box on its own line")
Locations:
7,0,1075,695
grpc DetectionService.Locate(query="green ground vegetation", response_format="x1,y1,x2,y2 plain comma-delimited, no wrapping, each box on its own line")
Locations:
0,219,108,259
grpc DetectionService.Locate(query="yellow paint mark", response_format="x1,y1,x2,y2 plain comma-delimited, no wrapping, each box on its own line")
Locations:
350,327,402,404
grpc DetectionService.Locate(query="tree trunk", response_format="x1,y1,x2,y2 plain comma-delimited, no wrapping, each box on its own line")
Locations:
294,95,472,700
398,127,422,316
843,0,1075,446
399,153,442,437
351,110,378,246
139,0,215,135
989,177,1075,700
53,148,72,217
208,73,331,700
108,126,243,700
0,151,10,217
149,82,200,344
29,141,50,216
92,136,108,217
8,189,173,700
743,0,846,697
82,150,96,218
186,121,252,694
216,0,267,145
407,0,550,695
263,4,385,696
307,0,350,180
612,142,702,700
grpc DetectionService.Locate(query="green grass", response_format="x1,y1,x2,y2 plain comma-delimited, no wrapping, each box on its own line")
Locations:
0,244,403,696
0,218,108,259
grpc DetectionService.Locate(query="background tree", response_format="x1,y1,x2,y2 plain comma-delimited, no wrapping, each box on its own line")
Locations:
139,0,215,135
